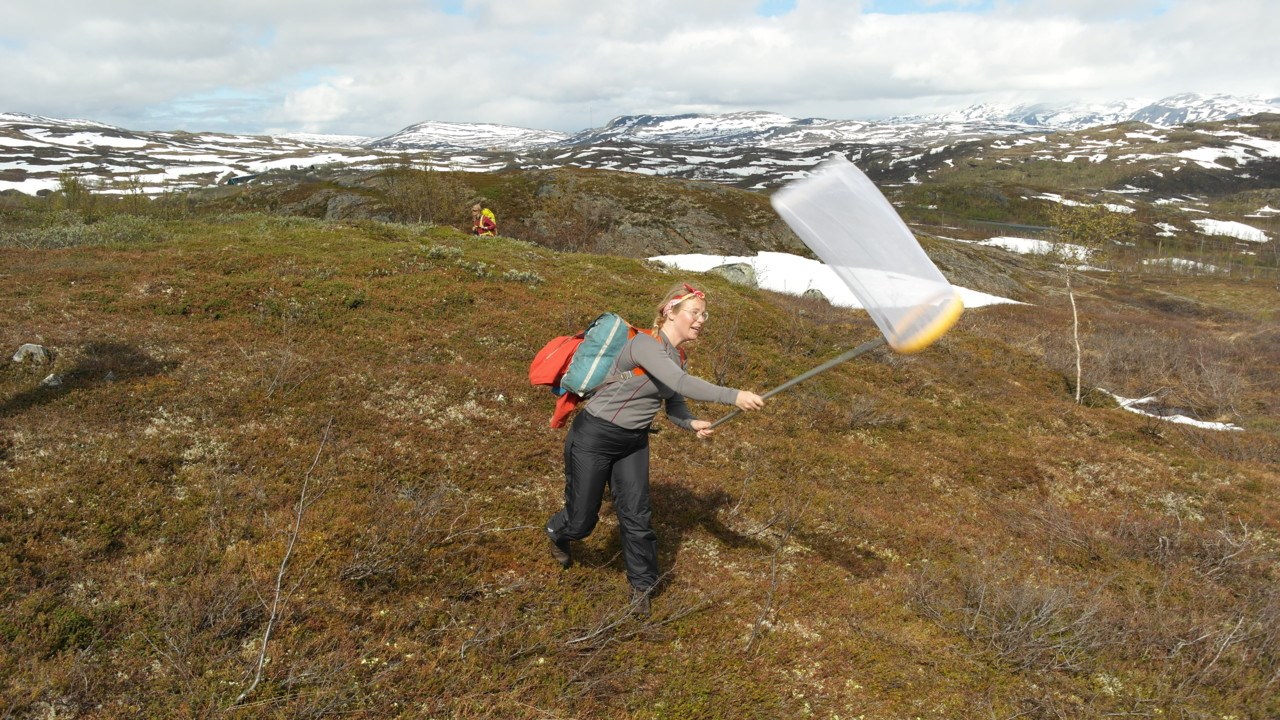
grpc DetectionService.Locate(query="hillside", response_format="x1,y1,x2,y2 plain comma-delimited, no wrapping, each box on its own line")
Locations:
2,206,1278,718
6,107,1277,294
197,165,811,259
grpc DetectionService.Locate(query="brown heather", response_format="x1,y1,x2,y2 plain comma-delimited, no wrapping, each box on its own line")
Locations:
1,206,1278,719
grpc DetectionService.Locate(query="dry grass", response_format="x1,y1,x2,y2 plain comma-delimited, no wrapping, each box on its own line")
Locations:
1,210,1278,719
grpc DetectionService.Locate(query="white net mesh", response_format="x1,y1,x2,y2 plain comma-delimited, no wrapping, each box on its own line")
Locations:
771,155,963,353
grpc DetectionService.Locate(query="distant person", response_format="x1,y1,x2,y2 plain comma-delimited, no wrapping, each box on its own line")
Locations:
471,203,497,236
543,283,765,615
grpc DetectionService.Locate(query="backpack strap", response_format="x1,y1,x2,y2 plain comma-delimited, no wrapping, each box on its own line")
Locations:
589,329,686,392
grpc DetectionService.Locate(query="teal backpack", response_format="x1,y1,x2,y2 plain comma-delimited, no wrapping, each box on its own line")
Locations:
529,313,679,428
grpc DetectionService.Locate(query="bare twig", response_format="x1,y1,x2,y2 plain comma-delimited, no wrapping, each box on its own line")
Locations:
565,593,714,702
566,604,639,647
438,521,540,546
1175,614,1247,693
1068,271,1083,404
142,631,193,684
565,577,712,648
745,515,797,654
230,417,333,708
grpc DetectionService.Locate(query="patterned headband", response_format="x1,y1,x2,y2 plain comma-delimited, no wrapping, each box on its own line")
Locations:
663,284,706,317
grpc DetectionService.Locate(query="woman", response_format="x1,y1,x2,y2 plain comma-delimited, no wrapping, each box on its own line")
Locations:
470,203,497,236
544,283,765,613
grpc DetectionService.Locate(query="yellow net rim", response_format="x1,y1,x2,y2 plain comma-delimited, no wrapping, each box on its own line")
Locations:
888,291,964,354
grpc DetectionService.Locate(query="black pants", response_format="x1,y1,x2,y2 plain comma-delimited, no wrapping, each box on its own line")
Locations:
545,411,658,591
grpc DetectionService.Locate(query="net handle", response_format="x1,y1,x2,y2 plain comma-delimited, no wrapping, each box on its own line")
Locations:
706,336,887,430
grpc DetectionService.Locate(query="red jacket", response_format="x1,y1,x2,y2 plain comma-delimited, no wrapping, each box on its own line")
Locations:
472,208,497,236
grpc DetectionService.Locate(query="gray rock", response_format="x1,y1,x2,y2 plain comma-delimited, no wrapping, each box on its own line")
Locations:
12,344,50,363
41,374,62,388
708,263,758,288
325,193,374,221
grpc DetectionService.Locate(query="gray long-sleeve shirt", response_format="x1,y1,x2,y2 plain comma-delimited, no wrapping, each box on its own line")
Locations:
583,332,740,431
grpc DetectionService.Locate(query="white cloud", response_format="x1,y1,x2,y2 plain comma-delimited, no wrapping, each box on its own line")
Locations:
280,76,358,131
0,0,1274,136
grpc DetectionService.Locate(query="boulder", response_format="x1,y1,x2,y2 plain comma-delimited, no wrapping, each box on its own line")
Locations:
325,193,380,221
12,344,50,363
708,263,758,288
802,288,828,302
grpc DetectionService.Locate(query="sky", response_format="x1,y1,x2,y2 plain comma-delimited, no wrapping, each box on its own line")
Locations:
1,0,1276,138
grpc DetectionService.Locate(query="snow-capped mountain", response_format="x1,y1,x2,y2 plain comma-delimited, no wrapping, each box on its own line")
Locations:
0,111,120,131
568,111,805,145
564,111,1030,151
369,120,568,151
550,94,1280,151
894,93,1280,131
348,93,1280,156
1130,93,1280,127
1,92,1277,196
903,98,1152,129
0,112,386,196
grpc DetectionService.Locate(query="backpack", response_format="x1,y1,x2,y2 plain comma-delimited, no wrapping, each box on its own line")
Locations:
473,207,497,236
528,313,680,428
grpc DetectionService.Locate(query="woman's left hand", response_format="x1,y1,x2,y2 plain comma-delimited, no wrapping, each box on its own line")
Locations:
692,420,714,438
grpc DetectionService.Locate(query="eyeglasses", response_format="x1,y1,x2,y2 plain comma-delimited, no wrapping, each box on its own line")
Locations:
680,307,710,322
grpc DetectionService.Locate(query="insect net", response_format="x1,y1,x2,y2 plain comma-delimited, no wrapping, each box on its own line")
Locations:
771,154,963,353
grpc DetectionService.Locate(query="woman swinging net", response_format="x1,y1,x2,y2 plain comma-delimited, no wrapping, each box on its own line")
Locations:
544,283,765,614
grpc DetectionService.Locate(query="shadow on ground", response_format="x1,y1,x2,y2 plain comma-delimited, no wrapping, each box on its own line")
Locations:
580,479,888,592
0,341,176,419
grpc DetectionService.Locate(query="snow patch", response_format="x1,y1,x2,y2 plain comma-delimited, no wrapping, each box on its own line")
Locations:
0,136,47,148
979,236,1092,262
1142,257,1225,273
648,251,1020,310
22,130,149,149
0,177,62,194
1174,146,1251,170
1100,390,1240,432
1036,193,1085,207
1191,219,1269,243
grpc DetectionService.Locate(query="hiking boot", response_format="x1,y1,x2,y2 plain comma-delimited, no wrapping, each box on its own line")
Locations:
546,532,572,569
629,587,652,617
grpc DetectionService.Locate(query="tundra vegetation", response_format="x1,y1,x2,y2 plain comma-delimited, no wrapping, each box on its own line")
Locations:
0,160,1277,719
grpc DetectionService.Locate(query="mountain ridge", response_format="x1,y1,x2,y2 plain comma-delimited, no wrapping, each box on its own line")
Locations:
888,92,1280,131
369,92,1280,152
2,93,1277,197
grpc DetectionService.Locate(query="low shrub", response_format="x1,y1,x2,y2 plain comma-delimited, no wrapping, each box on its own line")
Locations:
0,213,165,248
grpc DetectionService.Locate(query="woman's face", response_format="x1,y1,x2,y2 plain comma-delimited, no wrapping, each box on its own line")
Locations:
666,298,708,345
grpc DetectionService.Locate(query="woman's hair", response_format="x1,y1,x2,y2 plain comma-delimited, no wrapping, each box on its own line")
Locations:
653,282,706,330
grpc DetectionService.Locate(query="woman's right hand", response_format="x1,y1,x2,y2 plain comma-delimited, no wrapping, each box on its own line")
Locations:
734,390,765,411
